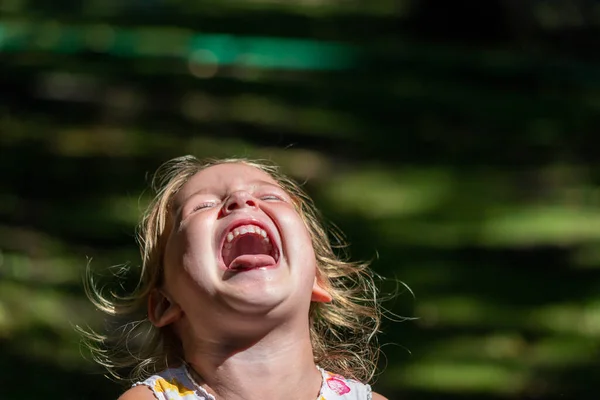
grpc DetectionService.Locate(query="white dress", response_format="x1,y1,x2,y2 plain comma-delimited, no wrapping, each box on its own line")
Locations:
134,365,373,400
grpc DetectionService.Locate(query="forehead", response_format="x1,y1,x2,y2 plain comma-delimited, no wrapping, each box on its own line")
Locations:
175,162,280,201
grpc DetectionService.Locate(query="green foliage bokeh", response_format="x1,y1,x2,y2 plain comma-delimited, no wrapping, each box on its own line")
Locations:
1,1,600,399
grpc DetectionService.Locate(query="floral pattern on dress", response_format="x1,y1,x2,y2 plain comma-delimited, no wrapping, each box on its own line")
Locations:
154,377,197,399
325,372,352,395
137,366,370,399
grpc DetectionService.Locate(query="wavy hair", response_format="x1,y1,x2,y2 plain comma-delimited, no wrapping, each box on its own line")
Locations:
82,155,382,384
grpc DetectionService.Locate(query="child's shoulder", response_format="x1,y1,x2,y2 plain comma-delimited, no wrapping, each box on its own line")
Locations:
118,385,156,400
372,392,388,400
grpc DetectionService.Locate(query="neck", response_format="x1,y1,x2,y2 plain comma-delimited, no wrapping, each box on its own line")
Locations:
182,323,322,400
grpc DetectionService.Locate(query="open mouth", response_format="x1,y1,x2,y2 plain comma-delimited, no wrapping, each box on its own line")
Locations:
221,223,280,270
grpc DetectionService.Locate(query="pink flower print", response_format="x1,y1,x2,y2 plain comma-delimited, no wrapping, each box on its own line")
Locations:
326,376,351,395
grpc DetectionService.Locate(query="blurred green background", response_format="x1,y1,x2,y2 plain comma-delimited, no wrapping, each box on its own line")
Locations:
2,0,600,398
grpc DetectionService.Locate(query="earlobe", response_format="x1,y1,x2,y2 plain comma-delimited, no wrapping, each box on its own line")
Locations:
148,289,182,327
311,278,333,303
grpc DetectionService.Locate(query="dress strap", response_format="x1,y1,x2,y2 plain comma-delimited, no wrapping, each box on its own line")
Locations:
183,363,216,400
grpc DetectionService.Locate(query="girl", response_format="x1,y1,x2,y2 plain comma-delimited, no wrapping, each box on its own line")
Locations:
85,155,388,400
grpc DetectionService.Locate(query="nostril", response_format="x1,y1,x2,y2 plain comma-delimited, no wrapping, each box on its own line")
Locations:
224,192,257,213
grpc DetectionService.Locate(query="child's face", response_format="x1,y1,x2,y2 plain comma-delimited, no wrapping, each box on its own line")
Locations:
159,163,329,329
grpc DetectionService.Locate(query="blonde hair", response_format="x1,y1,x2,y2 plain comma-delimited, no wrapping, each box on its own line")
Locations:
83,155,382,384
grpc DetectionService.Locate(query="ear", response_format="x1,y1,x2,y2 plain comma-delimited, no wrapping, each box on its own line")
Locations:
148,289,182,327
311,277,333,303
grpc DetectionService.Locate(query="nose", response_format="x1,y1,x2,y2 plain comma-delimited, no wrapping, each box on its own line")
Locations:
223,191,258,214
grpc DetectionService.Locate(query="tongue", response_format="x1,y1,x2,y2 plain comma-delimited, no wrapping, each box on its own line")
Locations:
229,254,276,270
222,234,275,270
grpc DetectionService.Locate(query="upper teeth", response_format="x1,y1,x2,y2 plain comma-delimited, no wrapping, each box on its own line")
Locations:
226,224,269,243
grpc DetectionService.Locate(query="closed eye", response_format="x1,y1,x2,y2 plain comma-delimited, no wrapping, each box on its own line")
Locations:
192,201,216,212
260,194,283,201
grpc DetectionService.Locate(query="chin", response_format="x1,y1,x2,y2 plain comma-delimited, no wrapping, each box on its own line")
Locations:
222,285,286,312
219,278,311,319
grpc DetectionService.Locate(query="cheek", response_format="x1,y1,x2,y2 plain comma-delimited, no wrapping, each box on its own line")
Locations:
164,219,216,279
280,212,317,268
162,226,219,305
